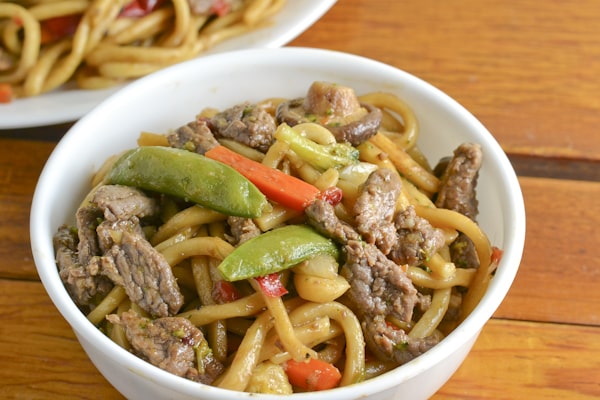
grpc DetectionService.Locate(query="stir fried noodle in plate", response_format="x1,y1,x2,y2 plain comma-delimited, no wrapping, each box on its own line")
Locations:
53,81,502,394
0,0,284,102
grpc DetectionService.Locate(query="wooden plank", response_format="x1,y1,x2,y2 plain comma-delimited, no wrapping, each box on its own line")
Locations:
0,139,55,280
0,139,55,197
291,0,600,161
508,154,600,182
434,319,600,399
0,279,123,399
0,122,72,141
494,177,600,326
1,280,597,399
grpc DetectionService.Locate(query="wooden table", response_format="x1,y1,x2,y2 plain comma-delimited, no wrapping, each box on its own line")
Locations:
1,0,599,398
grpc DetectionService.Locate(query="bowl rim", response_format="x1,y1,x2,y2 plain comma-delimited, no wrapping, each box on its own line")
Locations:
30,47,526,399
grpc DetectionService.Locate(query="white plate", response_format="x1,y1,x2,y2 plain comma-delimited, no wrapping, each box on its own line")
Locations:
0,0,336,129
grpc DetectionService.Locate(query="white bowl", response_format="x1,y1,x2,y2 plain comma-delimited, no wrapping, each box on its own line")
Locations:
30,47,526,400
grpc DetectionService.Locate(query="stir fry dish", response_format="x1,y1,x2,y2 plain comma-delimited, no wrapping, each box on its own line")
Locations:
53,81,502,394
0,0,284,102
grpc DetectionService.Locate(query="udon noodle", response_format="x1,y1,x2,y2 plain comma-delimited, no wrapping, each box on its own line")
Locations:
0,0,284,101
53,81,501,394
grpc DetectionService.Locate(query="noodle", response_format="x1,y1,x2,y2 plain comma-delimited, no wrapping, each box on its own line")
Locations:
54,83,499,394
0,0,286,99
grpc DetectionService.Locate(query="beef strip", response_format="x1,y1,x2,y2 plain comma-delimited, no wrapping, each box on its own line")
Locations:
306,198,436,364
352,168,445,266
435,143,483,269
435,143,482,220
75,205,102,266
342,240,417,323
93,185,183,317
389,206,446,267
363,315,440,365
341,239,440,364
101,229,184,317
54,185,184,316
92,184,159,222
226,216,262,245
207,102,276,152
54,225,113,309
306,200,417,322
96,219,143,254
167,119,219,155
56,187,125,309
107,310,224,384
353,168,402,255
305,198,361,244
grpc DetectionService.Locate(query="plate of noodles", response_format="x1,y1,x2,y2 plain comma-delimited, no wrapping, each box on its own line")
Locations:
0,0,337,129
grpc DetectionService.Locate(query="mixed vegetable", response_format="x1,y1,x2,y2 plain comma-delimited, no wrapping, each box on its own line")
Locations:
106,146,269,218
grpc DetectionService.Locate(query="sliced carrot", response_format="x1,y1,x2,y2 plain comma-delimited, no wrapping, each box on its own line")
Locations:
204,145,321,212
0,83,13,103
284,358,342,391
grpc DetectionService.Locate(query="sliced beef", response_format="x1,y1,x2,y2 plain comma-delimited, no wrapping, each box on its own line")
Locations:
389,206,446,267
74,185,158,265
435,143,482,220
226,216,261,245
305,198,361,244
90,185,182,317
54,225,113,309
449,234,479,269
341,240,417,323
107,310,224,384
75,205,103,266
96,219,143,254
435,143,483,269
207,102,276,152
276,81,383,146
167,119,219,155
92,184,159,222
442,288,463,322
54,184,182,316
101,229,184,317
342,241,440,365
363,315,440,365
307,199,417,322
306,197,438,364
353,169,402,255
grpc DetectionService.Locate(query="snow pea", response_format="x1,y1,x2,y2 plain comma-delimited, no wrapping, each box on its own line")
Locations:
105,146,268,218
217,225,339,281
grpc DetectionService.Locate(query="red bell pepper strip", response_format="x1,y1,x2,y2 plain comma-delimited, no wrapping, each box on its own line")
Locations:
39,14,81,44
204,145,322,212
318,186,343,207
211,280,241,304
491,246,503,264
0,84,13,104
254,273,288,298
284,358,342,391
120,0,166,17
210,0,231,16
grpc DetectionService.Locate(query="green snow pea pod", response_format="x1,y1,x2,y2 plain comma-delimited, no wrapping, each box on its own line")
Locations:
218,224,339,281
105,146,268,218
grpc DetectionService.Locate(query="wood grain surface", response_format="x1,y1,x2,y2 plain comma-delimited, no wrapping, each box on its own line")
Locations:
1,0,599,399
